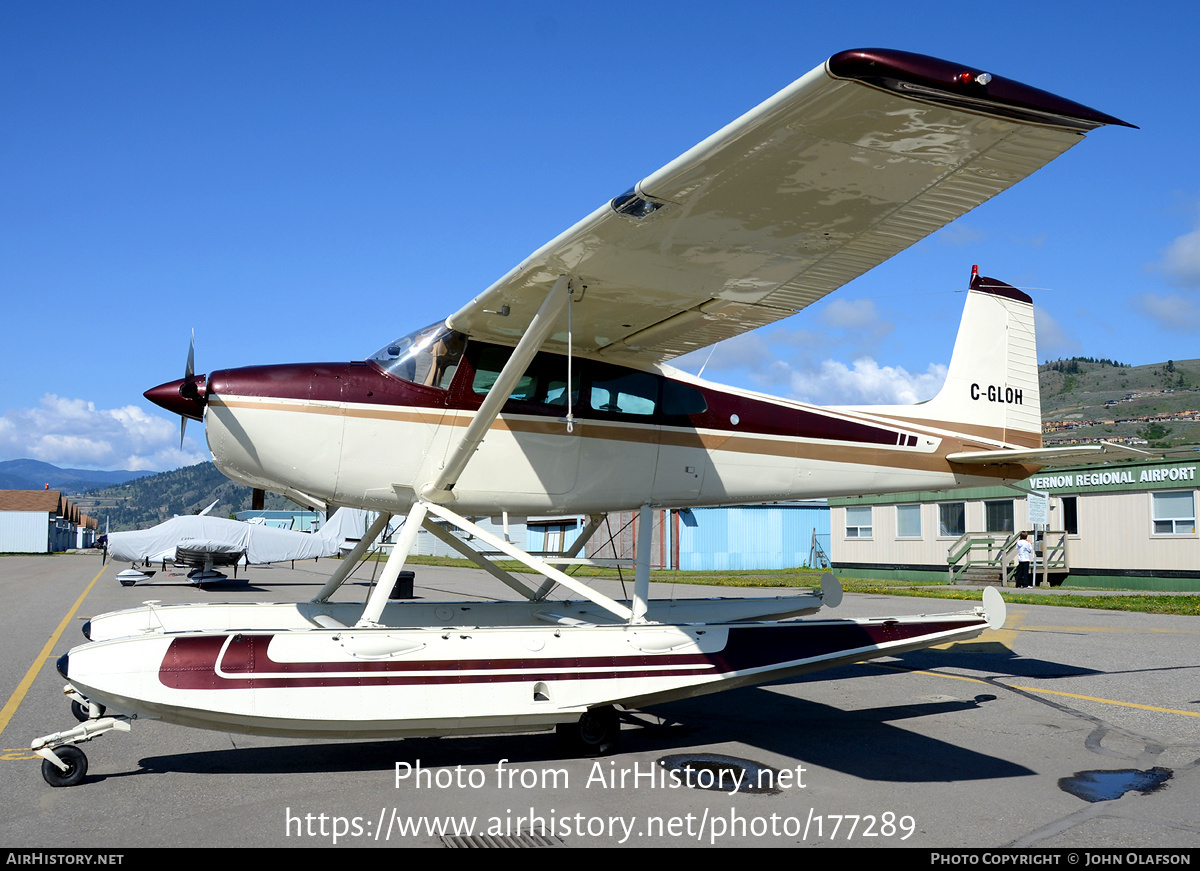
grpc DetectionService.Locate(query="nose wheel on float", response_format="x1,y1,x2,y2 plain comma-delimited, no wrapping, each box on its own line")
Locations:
32,684,132,788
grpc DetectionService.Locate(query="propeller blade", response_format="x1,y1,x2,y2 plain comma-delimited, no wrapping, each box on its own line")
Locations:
146,330,208,426
186,330,195,383
182,331,194,450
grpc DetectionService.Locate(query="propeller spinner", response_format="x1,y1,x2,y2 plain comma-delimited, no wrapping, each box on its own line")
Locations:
145,332,208,447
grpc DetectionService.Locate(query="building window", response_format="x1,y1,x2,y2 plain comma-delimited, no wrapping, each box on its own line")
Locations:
896,504,921,538
939,502,965,537
985,500,1014,534
1061,496,1078,536
845,506,872,539
1152,491,1196,535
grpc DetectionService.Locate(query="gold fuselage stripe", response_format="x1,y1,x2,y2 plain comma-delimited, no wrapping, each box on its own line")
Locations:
210,396,1038,481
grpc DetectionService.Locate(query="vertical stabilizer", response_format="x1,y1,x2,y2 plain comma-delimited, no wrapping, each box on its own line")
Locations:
842,267,1042,449
916,267,1041,446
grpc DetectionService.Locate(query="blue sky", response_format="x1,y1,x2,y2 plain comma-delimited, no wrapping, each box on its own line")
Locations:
2,2,1198,471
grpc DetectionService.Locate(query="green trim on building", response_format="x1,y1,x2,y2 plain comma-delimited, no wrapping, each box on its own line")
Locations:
828,459,1199,507
1061,573,1200,592
835,565,1200,591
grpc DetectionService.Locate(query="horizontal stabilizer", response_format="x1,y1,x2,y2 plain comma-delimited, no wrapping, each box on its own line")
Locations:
947,441,1154,467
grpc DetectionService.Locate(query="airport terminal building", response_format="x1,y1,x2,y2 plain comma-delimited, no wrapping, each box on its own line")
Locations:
828,457,1199,591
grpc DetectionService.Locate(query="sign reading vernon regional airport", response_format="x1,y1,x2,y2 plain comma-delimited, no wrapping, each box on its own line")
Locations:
1028,463,1197,494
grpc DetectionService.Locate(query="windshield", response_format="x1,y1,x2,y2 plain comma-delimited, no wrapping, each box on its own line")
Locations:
368,322,466,389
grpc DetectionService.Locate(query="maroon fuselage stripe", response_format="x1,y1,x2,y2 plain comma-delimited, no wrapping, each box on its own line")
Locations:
204,356,914,448
157,620,984,690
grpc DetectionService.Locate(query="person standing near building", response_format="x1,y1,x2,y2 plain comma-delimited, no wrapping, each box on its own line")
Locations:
1015,531,1034,588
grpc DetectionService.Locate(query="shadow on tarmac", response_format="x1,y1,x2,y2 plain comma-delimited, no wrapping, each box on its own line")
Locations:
119,679,1032,786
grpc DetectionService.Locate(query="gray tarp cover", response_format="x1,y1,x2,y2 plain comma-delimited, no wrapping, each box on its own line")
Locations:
106,508,367,565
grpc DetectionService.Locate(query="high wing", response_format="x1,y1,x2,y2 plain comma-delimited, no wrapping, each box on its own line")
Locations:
448,49,1131,365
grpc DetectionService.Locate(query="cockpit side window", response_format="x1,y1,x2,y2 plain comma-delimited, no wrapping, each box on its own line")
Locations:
462,342,704,424
470,345,579,407
369,323,465,390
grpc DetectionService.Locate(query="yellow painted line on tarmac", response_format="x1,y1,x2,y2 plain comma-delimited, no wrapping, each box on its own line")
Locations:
1015,625,1196,634
867,662,1200,719
0,564,105,740
1005,685,1200,718
910,670,991,686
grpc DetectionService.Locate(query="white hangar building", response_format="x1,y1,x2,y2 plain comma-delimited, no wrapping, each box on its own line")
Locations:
0,490,96,554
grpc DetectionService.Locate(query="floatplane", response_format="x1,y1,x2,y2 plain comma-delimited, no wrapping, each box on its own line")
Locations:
33,48,1133,786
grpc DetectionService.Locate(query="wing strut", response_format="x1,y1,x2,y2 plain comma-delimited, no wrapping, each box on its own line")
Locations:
358,501,428,627
310,511,392,603
419,514,542,600
422,501,634,622
633,503,652,623
421,275,573,503
358,498,634,627
533,512,606,600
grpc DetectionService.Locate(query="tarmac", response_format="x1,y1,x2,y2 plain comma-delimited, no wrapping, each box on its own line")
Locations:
2,552,1198,849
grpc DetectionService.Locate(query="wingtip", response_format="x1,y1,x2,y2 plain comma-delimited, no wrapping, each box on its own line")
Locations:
827,48,1135,132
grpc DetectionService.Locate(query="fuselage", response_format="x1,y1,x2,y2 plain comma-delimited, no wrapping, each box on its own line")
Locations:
171,329,1034,516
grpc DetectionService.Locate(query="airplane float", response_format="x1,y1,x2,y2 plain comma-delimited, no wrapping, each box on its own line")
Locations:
33,48,1132,787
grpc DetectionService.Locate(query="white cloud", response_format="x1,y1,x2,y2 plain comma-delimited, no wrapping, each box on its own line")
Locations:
690,330,776,376
1034,306,1081,359
1135,293,1200,332
814,297,895,347
0,394,209,471
818,298,880,330
781,358,948,406
674,301,944,407
934,222,986,247
1160,222,1200,287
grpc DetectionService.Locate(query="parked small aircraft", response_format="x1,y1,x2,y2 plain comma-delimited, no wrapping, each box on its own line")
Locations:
103,507,369,585
34,48,1132,786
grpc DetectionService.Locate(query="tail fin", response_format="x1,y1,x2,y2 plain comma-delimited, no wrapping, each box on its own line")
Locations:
914,266,1041,447
849,266,1041,448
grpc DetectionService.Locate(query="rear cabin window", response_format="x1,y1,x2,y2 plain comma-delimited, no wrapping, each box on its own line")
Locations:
589,370,658,416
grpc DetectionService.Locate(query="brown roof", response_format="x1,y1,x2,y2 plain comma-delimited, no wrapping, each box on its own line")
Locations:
0,490,83,524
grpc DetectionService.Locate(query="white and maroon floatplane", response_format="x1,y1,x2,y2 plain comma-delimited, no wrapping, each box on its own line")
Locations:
35,46,1133,786
37,571,1005,784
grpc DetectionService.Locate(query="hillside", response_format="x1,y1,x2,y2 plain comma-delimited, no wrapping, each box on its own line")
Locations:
70,462,304,531
1039,357,1200,448
0,459,155,493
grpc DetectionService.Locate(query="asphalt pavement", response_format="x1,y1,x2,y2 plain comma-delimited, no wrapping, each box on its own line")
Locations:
2,553,1198,849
